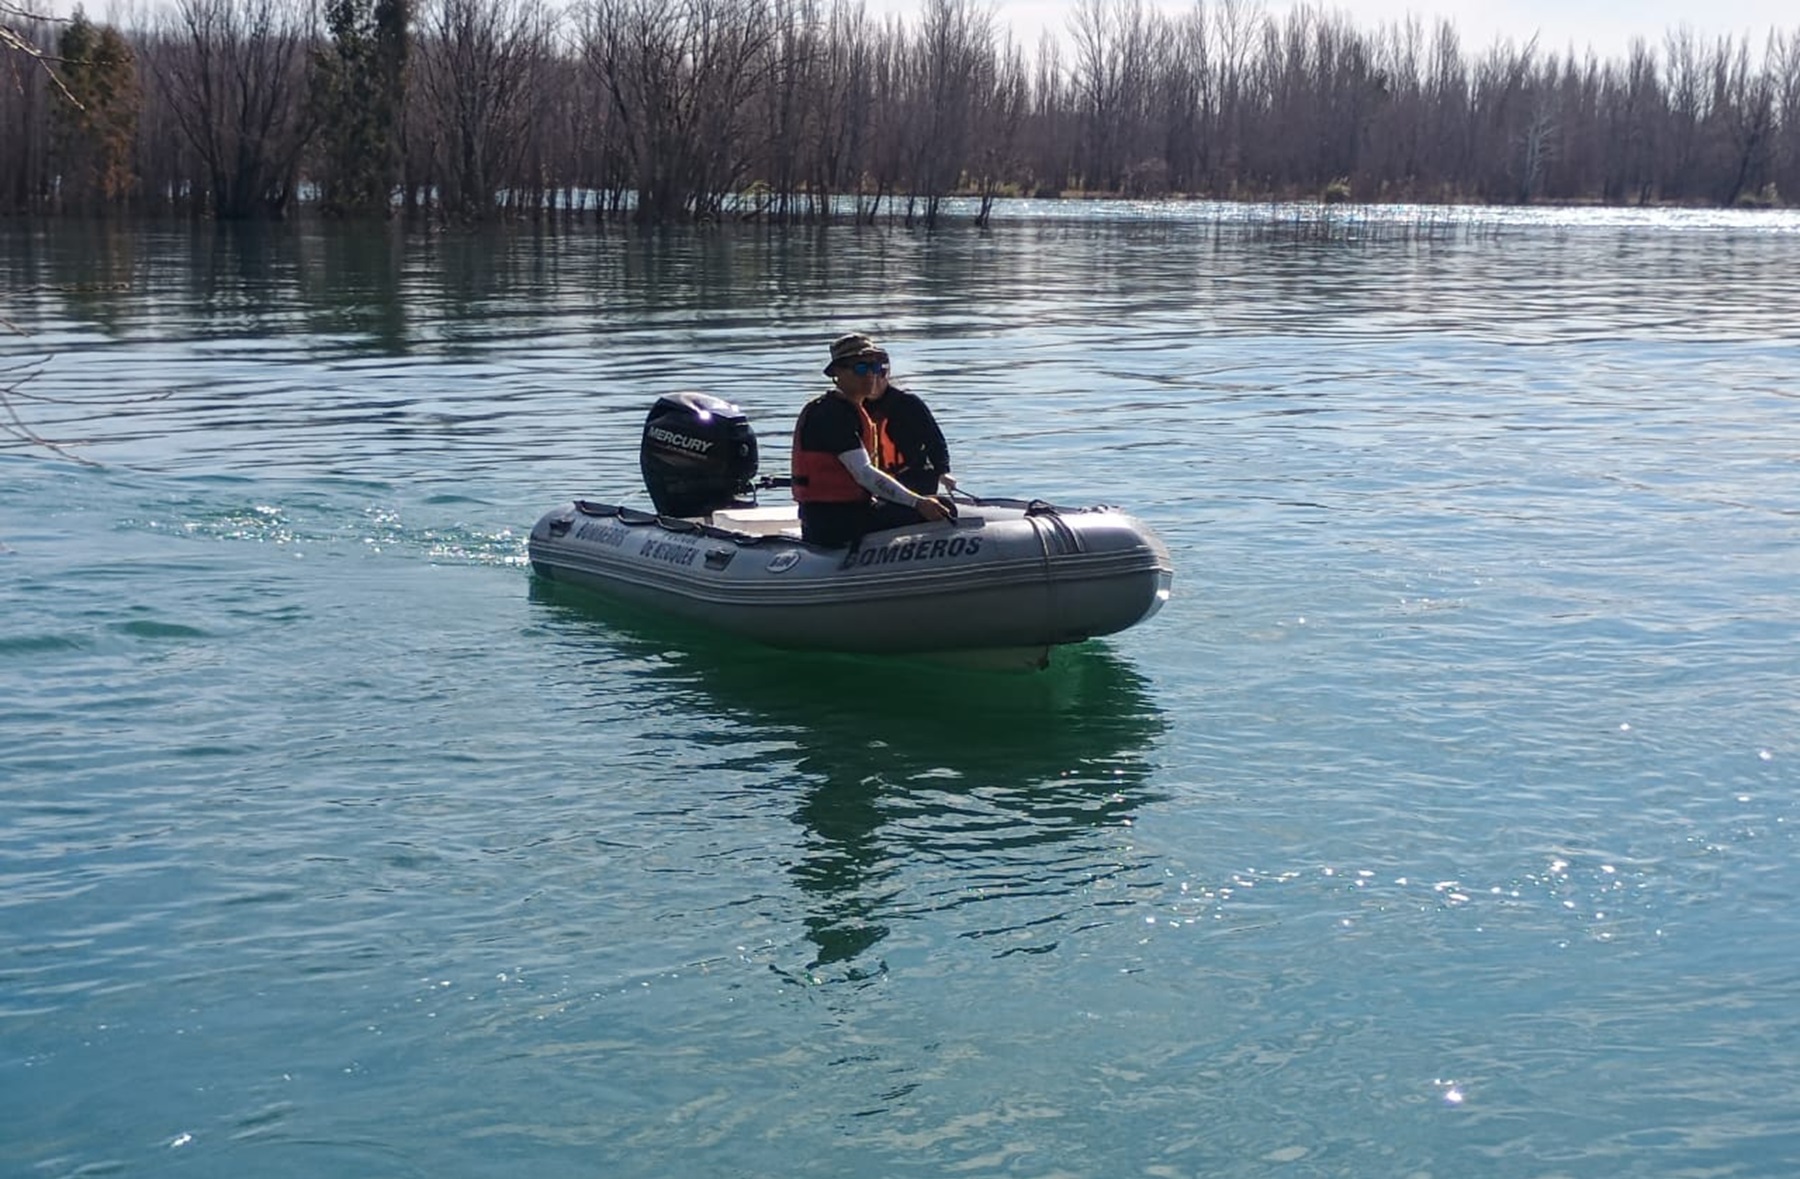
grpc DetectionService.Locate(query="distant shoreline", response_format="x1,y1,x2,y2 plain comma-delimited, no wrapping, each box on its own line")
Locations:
6,1,1796,224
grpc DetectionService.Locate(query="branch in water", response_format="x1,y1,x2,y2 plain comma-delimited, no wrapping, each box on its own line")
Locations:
0,321,101,466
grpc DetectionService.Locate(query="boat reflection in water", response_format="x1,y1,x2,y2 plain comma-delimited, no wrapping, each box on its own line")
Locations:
529,580,1168,976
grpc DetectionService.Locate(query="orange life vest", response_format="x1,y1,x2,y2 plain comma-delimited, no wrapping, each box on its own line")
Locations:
870,409,900,472
791,395,880,504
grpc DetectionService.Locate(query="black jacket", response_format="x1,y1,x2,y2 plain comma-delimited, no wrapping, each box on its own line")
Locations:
866,386,949,496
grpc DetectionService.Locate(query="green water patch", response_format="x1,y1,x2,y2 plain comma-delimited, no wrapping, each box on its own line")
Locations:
0,632,95,654
526,574,1169,796
113,619,212,640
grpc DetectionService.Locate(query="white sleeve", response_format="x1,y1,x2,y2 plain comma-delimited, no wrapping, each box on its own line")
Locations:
836,447,922,507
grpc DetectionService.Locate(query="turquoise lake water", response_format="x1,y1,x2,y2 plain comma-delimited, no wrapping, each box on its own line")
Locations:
3,203,1800,1176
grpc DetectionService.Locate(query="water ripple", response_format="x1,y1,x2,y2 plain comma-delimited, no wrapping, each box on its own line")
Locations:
5,211,1800,1178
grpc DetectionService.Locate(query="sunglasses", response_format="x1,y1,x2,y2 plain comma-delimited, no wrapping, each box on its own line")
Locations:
842,360,889,376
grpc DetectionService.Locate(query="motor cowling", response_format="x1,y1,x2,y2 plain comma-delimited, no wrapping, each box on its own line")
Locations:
640,392,759,517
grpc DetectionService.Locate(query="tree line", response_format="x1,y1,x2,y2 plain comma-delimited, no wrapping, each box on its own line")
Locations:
4,0,1798,224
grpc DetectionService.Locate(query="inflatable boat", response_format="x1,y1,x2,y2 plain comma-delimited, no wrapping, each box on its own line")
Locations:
527,393,1172,665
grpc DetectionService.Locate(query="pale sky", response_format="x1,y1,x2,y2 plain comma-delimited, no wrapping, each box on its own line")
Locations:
890,0,1796,62
42,0,1795,62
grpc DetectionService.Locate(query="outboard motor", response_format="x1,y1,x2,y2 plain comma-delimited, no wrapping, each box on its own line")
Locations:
639,392,759,517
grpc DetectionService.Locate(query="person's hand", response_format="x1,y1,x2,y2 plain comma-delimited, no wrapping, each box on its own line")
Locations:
916,495,950,522
940,472,958,492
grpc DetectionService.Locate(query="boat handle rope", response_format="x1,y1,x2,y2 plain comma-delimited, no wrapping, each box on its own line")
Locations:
565,499,784,547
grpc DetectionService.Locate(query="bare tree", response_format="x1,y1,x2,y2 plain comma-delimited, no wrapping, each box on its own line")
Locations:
3,0,75,102
971,34,1029,224
2,0,39,58
2,5,53,211
1552,52,1604,199
1602,37,1661,203
580,0,778,222
153,0,315,218
1660,26,1708,200
899,0,995,226
1465,34,1538,201
414,0,553,220
1147,4,1209,195
1772,29,1800,204
805,3,877,219
861,15,911,219
1069,0,1155,192
746,0,821,222
1210,0,1263,196
1715,34,1777,204
8,0,1800,220
1516,86,1555,201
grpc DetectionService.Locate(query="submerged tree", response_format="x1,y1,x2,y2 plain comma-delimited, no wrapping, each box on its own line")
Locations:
1714,35,1776,206
1773,30,1800,203
901,0,996,227
415,0,552,220
580,0,778,222
51,10,141,211
310,0,409,218
154,0,315,218
8,0,1800,220
2,4,51,211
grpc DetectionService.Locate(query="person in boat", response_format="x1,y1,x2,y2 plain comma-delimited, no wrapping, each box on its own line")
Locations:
862,345,956,497
792,333,953,548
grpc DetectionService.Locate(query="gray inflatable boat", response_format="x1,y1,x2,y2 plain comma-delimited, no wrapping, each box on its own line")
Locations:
527,393,1173,665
